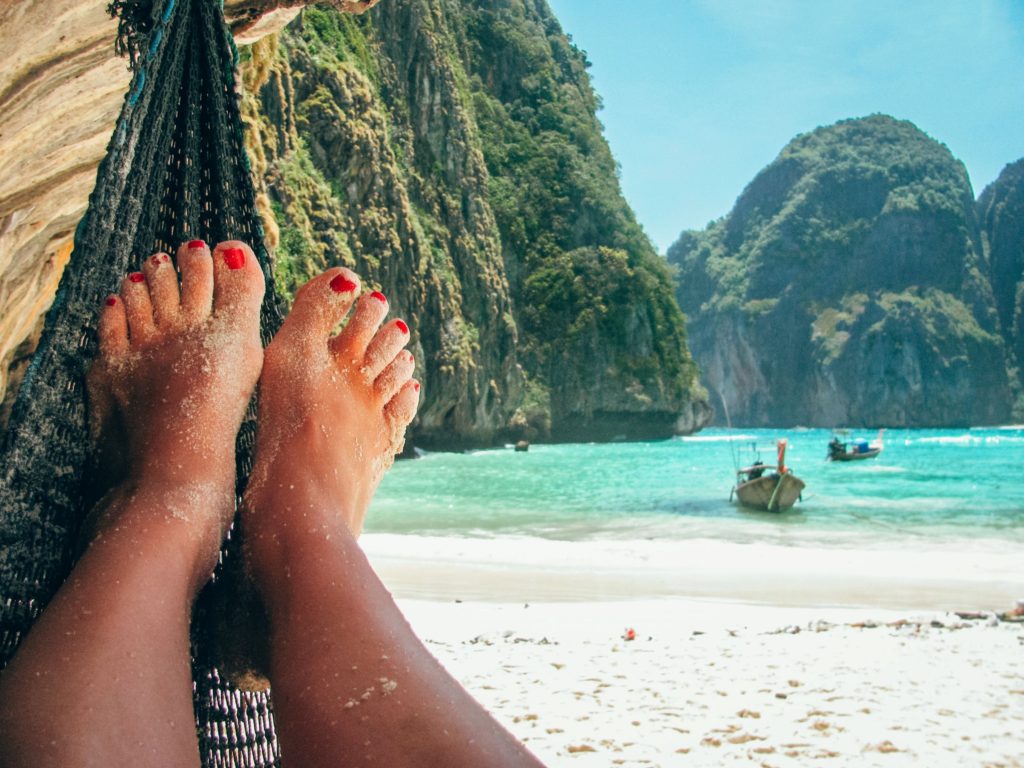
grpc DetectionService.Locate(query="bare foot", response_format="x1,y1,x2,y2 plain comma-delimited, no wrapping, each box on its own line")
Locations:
0,242,265,768
86,239,265,584
242,267,419,578
230,275,543,767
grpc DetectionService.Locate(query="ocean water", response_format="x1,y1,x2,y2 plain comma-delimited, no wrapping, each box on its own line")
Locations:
368,427,1024,550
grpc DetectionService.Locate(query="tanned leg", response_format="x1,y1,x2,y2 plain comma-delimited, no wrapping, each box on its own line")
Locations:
0,240,265,768
242,268,545,767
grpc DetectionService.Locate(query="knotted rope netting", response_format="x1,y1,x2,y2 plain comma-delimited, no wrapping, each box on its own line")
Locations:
0,0,285,763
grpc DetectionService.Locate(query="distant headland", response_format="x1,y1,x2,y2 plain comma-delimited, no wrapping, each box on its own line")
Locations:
669,114,1023,428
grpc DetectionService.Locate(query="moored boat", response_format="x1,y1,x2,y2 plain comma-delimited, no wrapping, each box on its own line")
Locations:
827,429,884,461
731,439,805,512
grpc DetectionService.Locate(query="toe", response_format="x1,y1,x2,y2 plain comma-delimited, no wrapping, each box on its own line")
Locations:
97,294,129,357
177,239,214,324
141,252,180,328
212,240,266,318
275,267,362,349
384,379,420,431
363,318,411,379
374,349,415,402
329,290,389,360
121,271,156,346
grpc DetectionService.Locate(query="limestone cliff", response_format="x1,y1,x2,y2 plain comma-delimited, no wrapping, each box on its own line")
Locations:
242,1,709,446
669,115,1011,428
978,159,1024,418
1,0,708,445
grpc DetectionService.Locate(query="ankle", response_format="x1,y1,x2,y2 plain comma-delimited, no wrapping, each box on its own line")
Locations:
242,510,365,617
130,434,238,487
84,482,235,597
244,419,369,532
243,476,361,541
241,475,364,589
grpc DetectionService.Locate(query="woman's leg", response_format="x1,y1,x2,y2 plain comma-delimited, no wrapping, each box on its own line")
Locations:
0,241,265,768
242,268,544,767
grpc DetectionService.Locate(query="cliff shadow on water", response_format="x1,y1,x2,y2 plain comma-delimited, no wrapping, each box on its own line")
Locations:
238,0,711,450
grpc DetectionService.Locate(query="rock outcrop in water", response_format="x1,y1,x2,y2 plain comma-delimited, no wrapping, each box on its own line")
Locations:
668,115,1011,427
242,1,709,446
977,159,1024,418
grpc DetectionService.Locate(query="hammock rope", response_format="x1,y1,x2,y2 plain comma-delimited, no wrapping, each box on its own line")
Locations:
0,0,284,763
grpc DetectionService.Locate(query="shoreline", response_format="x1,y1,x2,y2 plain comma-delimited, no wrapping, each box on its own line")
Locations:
367,427,1024,764
365,529,1023,766
363,533,1023,611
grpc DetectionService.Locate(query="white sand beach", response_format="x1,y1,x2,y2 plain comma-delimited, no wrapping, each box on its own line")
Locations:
366,536,1024,767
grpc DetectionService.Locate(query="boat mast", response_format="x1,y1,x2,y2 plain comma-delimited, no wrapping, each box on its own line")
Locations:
776,439,788,474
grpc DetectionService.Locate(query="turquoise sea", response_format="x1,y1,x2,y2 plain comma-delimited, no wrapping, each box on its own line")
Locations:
369,427,1024,548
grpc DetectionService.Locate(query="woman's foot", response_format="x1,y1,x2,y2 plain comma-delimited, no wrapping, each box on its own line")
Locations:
232,271,541,768
0,241,266,768
242,267,419,582
85,239,265,586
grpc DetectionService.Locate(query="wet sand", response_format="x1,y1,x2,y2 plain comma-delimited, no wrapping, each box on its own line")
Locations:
363,533,1022,610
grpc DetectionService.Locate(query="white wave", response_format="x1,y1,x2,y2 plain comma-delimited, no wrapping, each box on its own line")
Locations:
677,434,758,443
911,435,977,445
907,435,1024,446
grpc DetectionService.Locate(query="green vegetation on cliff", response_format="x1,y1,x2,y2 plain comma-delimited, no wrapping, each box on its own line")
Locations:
669,115,1011,428
242,0,708,446
458,1,700,433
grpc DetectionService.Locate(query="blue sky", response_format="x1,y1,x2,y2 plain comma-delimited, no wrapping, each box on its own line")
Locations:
544,0,1024,252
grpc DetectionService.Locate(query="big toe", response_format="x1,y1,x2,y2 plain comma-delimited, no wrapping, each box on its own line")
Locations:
211,240,267,321
273,267,362,353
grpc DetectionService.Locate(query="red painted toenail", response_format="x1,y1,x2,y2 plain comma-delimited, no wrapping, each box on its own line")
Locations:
395,320,409,335
150,254,163,266
105,297,117,306
223,248,246,270
188,239,206,250
370,291,387,304
413,381,420,391
128,272,145,283
330,274,358,293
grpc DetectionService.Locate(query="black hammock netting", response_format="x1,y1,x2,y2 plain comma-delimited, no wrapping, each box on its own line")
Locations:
0,0,286,764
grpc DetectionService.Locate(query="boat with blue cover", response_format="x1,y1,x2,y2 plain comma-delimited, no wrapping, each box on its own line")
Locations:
827,429,885,461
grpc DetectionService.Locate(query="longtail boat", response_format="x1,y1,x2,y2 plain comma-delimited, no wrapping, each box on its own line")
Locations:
827,429,884,462
731,439,805,512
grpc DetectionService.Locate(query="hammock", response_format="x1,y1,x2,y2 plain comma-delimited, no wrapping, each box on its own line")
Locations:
0,0,284,763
